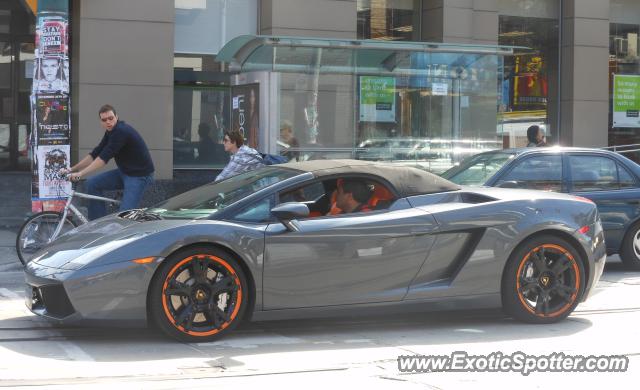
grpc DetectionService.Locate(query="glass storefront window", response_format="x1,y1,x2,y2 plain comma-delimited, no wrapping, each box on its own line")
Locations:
276,51,503,174
0,0,34,171
173,0,258,169
498,13,559,148
174,0,257,55
609,0,640,161
173,77,230,169
357,0,420,41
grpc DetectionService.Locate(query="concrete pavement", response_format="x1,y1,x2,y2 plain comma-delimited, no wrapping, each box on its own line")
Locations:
0,261,638,388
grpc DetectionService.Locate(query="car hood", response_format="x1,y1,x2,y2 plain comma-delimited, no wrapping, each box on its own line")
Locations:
30,215,193,270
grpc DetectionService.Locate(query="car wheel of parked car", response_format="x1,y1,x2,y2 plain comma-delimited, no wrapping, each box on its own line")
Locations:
502,235,585,323
149,246,248,342
620,221,640,271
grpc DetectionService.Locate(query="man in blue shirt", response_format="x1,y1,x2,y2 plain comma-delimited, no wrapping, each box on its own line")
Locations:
62,104,154,220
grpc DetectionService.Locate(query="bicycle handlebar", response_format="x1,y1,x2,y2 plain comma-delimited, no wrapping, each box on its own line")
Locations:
59,172,85,183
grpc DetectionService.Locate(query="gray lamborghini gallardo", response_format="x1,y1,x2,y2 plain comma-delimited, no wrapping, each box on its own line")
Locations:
25,160,606,342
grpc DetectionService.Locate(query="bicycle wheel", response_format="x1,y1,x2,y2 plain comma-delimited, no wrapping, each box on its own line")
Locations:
16,212,78,266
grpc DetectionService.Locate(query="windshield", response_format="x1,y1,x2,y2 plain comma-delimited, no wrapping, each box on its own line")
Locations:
441,151,515,185
147,167,299,219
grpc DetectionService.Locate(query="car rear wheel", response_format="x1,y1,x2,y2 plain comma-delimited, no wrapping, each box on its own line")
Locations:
149,246,248,342
620,221,640,270
502,235,585,323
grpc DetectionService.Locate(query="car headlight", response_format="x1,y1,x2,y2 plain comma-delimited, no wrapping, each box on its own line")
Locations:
65,232,156,269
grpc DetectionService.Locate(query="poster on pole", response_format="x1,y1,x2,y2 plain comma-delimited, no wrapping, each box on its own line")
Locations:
613,74,640,128
359,76,396,123
231,83,260,149
36,93,70,142
31,4,71,212
36,145,72,199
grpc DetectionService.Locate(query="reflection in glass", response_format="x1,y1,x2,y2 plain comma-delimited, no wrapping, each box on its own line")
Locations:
442,150,515,186
0,40,11,170
0,123,9,170
498,14,559,148
148,167,297,219
0,8,10,34
277,49,503,173
173,85,230,168
174,0,257,55
357,0,419,41
608,21,640,163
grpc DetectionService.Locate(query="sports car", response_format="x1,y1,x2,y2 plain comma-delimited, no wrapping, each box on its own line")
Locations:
442,147,640,269
25,160,606,342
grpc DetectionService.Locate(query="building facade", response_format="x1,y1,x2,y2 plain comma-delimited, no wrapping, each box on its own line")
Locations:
1,0,639,183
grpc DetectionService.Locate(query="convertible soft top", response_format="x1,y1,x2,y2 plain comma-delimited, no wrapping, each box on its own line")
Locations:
280,159,460,197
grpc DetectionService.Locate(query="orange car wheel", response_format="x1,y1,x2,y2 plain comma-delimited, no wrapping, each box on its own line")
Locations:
502,235,585,324
149,246,248,342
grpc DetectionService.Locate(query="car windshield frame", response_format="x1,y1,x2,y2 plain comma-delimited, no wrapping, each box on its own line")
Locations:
442,151,516,185
147,166,301,219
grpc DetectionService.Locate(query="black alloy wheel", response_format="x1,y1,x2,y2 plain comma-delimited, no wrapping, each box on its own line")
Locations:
502,235,585,323
149,246,248,342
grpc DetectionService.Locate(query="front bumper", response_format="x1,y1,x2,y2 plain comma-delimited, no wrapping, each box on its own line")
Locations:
24,265,78,321
24,259,160,326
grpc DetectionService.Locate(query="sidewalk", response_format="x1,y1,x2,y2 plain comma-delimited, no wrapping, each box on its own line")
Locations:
0,229,22,272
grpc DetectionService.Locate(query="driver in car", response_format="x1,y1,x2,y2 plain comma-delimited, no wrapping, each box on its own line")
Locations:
330,179,373,215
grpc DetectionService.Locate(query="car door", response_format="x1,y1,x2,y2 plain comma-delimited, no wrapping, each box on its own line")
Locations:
492,153,565,192
567,153,640,251
262,181,439,310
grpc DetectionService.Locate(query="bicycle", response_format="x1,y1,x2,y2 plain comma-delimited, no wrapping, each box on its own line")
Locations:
15,176,121,265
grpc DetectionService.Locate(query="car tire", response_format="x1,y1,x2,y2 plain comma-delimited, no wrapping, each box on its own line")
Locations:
502,235,585,324
149,246,248,342
619,221,640,271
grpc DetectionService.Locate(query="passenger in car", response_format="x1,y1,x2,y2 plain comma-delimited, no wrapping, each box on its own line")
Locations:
330,179,373,215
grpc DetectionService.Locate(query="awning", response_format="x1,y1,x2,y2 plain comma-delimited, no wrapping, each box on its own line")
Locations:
216,35,525,75
20,0,37,14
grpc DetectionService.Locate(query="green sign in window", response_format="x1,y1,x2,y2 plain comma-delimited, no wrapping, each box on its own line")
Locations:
613,74,640,128
359,76,396,122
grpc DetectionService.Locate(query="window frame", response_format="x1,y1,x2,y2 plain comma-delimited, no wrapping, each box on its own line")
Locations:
275,174,399,220
567,153,639,193
495,152,566,192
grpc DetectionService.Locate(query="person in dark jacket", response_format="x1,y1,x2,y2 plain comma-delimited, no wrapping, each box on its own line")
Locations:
62,104,154,220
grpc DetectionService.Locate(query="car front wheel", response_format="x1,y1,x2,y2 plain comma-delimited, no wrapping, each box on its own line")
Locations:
502,235,585,323
149,246,248,342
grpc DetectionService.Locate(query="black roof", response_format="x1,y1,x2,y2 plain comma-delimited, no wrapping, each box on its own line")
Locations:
280,159,460,197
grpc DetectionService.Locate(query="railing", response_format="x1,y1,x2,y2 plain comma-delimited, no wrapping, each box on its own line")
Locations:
602,144,640,155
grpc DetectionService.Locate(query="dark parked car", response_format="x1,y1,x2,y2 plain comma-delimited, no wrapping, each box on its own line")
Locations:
442,147,640,269
25,160,605,342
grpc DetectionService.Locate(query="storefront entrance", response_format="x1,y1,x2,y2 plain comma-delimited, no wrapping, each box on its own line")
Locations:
0,0,35,171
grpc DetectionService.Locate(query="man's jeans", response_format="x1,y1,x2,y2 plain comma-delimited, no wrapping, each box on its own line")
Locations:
86,169,154,220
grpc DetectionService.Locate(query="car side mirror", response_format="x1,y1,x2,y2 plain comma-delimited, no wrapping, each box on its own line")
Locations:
497,180,519,189
271,202,309,232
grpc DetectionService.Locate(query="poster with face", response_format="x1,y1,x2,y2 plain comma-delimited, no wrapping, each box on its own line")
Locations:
36,93,70,142
33,57,69,93
37,145,72,199
231,83,259,149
